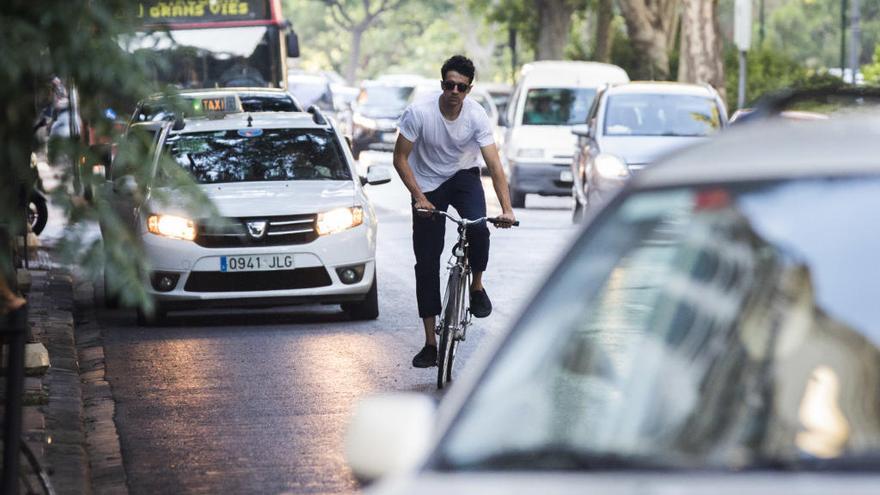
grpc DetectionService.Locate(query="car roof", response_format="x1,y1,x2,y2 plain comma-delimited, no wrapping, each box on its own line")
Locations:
605,81,718,97
519,61,629,87
173,111,330,134
634,116,880,188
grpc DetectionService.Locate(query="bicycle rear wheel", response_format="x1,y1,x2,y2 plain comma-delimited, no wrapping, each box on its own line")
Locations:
437,267,462,389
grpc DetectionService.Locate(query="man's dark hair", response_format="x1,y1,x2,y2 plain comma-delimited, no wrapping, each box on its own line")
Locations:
441,55,476,84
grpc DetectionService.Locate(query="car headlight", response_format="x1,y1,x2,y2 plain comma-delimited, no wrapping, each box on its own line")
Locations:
316,207,363,235
147,214,196,241
353,113,378,130
595,153,629,179
516,148,544,159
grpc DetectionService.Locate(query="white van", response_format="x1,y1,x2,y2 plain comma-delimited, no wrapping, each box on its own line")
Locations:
502,61,629,207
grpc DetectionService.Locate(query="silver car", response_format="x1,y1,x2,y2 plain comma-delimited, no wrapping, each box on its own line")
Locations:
571,82,727,221
348,115,880,494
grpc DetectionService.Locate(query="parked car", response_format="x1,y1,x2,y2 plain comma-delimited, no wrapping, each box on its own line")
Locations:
502,61,629,208
347,113,880,494
350,78,420,159
571,82,728,221
102,108,391,325
476,82,513,126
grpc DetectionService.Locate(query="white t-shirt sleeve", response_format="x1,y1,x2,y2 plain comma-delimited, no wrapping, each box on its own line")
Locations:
473,106,495,147
398,105,421,142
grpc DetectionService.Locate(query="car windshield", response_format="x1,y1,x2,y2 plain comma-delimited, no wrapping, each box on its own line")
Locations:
440,177,880,472
358,85,414,113
522,88,596,126
164,128,351,184
604,94,722,136
289,80,333,110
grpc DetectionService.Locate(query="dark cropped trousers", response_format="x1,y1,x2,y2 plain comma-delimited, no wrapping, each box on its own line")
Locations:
412,167,490,318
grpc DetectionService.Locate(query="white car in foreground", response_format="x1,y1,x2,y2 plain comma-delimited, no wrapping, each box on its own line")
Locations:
105,109,391,325
347,114,880,494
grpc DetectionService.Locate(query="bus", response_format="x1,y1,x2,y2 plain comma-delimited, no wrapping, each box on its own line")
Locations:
122,0,300,90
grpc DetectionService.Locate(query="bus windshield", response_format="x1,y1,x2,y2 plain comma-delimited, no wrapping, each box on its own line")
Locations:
122,26,283,89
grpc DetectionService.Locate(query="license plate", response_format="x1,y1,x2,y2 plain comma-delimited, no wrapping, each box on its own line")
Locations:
220,254,294,272
559,170,573,182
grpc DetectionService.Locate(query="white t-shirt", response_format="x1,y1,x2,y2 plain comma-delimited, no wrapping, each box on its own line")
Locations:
398,96,495,192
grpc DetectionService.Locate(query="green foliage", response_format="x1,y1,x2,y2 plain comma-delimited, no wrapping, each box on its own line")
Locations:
764,0,880,68
286,0,513,82
862,43,880,84
722,45,850,113
0,2,205,311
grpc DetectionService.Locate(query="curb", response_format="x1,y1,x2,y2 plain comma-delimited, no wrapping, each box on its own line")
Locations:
25,254,128,494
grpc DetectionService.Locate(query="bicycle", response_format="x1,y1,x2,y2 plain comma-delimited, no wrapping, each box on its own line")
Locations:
417,209,518,389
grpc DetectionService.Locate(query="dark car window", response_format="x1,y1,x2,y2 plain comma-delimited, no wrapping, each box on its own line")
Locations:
522,88,597,126
441,177,880,472
604,94,721,137
164,128,351,184
238,93,301,112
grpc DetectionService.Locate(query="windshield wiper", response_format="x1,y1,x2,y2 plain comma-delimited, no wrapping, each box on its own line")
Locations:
453,446,673,471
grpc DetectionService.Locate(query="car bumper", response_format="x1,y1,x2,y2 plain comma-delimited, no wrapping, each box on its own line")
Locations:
509,161,572,196
141,224,376,307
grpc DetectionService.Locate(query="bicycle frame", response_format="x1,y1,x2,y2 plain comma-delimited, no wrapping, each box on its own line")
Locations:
416,208,517,389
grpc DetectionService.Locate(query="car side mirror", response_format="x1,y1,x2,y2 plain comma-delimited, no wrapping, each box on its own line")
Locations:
361,165,392,186
112,175,138,197
571,123,590,138
286,29,300,58
345,394,436,483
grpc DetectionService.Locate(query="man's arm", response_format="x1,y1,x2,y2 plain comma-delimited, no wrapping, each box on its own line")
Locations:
393,134,434,212
480,143,517,227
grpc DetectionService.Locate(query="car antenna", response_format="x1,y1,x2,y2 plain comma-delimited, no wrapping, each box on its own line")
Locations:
246,115,253,127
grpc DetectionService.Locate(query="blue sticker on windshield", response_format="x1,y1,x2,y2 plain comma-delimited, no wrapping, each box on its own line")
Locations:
238,128,263,137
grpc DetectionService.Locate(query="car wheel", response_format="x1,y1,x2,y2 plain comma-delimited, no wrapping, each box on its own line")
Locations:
509,185,526,208
136,305,167,327
343,275,378,320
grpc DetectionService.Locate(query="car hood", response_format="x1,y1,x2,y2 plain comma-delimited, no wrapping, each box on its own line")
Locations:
367,471,880,495
149,181,357,218
507,125,577,160
598,135,708,166
357,106,406,120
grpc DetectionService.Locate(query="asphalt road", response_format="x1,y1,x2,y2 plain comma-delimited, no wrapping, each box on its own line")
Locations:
96,154,580,494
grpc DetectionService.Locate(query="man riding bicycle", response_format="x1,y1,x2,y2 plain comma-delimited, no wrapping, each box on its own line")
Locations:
392,55,516,369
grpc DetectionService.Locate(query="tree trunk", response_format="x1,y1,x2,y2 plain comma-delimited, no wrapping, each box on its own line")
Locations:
594,0,614,62
617,0,679,80
346,28,364,85
534,0,575,60
678,0,725,101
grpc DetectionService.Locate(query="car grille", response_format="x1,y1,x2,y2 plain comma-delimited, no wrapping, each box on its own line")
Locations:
195,214,318,248
184,267,332,292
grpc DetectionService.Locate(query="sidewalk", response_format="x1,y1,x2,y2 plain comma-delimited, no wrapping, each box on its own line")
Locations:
20,248,128,494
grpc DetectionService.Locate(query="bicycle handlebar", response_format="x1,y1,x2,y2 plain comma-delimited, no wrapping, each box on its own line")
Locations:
415,208,520,227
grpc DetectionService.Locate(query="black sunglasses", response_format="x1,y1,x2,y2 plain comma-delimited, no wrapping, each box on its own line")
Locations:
441,80,471,92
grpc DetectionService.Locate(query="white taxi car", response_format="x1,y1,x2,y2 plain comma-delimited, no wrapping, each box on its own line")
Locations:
105,108,390,325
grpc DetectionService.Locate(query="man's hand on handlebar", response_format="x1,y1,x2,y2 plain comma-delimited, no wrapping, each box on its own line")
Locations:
491,211,517,229
413,196,436,217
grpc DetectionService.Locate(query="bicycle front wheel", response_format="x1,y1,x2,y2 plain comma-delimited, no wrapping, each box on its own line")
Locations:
437,267,462,389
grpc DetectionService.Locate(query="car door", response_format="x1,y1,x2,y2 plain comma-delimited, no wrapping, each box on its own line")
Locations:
105,122,169,231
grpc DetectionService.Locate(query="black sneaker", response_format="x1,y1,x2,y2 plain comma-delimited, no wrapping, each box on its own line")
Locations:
412,345,437,368
470,288,492,318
